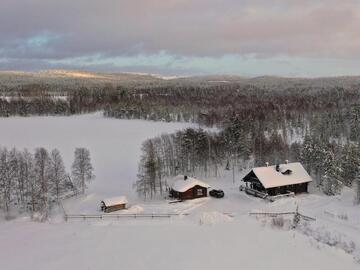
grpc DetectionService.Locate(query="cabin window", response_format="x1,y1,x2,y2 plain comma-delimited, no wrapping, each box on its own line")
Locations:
197,189,203,196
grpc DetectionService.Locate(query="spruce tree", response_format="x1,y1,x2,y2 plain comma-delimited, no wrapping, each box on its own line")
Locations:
354,172,360,205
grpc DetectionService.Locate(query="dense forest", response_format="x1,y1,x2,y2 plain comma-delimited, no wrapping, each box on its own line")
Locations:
135,125,360,199
1,75,360,200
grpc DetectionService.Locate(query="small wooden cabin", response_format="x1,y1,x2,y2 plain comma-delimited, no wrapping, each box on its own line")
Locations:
242,162,312,197
170,175,210,200
101,196,128,213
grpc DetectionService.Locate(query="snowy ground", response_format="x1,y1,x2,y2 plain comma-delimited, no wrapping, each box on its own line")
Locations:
0,113,359,270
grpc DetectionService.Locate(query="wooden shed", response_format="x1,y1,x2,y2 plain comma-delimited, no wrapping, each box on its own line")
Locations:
101,196,128,213
242,162,312,197
169,175,210,200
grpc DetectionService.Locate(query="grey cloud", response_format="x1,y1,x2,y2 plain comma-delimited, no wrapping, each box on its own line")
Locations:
1,0,360,69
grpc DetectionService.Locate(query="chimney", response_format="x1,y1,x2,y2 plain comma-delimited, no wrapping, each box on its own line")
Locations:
285,160,289,164
184,175,188,181
265,162,269,167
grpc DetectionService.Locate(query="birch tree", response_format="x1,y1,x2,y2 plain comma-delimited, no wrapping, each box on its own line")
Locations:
49,149,67,201
34,147,51,219
71,148,94,194
0,148,11,212
22,149,38,214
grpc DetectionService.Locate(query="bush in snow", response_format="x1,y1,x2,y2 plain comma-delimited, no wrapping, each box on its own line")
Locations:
337,212,349,221
271,216,285,229
198,211,233,225
299,223,356,255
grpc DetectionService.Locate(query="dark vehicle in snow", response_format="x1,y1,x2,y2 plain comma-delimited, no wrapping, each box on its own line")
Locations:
209,189,224,198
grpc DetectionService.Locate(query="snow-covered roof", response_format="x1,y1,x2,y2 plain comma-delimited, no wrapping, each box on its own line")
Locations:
101,196,128,207
247,162,312,189
171,175,210,192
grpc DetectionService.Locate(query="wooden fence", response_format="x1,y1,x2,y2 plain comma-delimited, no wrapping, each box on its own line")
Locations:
249,211,316,221
64,213,188,221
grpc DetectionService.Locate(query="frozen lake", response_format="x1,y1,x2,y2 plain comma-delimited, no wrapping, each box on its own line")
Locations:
0,112,193,200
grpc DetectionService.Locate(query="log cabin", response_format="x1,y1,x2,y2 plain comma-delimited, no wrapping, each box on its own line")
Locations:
170,175,210,200
242,162,312,197
101,196,128,213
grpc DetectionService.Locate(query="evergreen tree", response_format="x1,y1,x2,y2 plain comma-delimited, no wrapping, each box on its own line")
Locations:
322,152,343,195
340,144,360,186
349,105,360,141
354,169,360,205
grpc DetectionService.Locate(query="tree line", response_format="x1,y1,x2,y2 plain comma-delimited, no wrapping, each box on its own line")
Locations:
1,80,360,201
0,147,94,220
1,83,360,137
135,125,360,200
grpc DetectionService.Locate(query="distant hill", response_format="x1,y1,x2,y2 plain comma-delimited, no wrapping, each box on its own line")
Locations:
1,69,360,92
0,70,164,91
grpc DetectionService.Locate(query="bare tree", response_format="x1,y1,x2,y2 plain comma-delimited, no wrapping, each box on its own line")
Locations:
71,148,94,194
34,147,51,219
22,149,38,215
49,149,67,202
0,148,11,213
16,150,27,207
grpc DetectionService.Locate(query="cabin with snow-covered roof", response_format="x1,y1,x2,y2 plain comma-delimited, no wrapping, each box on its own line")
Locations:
101,196,128,213
242,162,312,197
170,175,210,200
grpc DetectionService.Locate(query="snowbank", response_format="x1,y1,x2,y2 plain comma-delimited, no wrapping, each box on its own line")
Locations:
199,211,233,225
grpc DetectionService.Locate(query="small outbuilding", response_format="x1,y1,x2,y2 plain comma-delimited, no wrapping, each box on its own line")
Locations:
101,196,128,213
170,175,210,200
242,162,312,197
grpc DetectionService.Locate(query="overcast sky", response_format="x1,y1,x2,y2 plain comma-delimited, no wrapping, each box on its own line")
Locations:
1,0,360,76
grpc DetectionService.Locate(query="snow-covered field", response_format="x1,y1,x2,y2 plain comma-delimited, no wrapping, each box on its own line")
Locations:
0,113,359,270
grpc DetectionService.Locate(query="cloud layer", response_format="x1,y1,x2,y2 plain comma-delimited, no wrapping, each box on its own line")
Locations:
1,0,360,76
